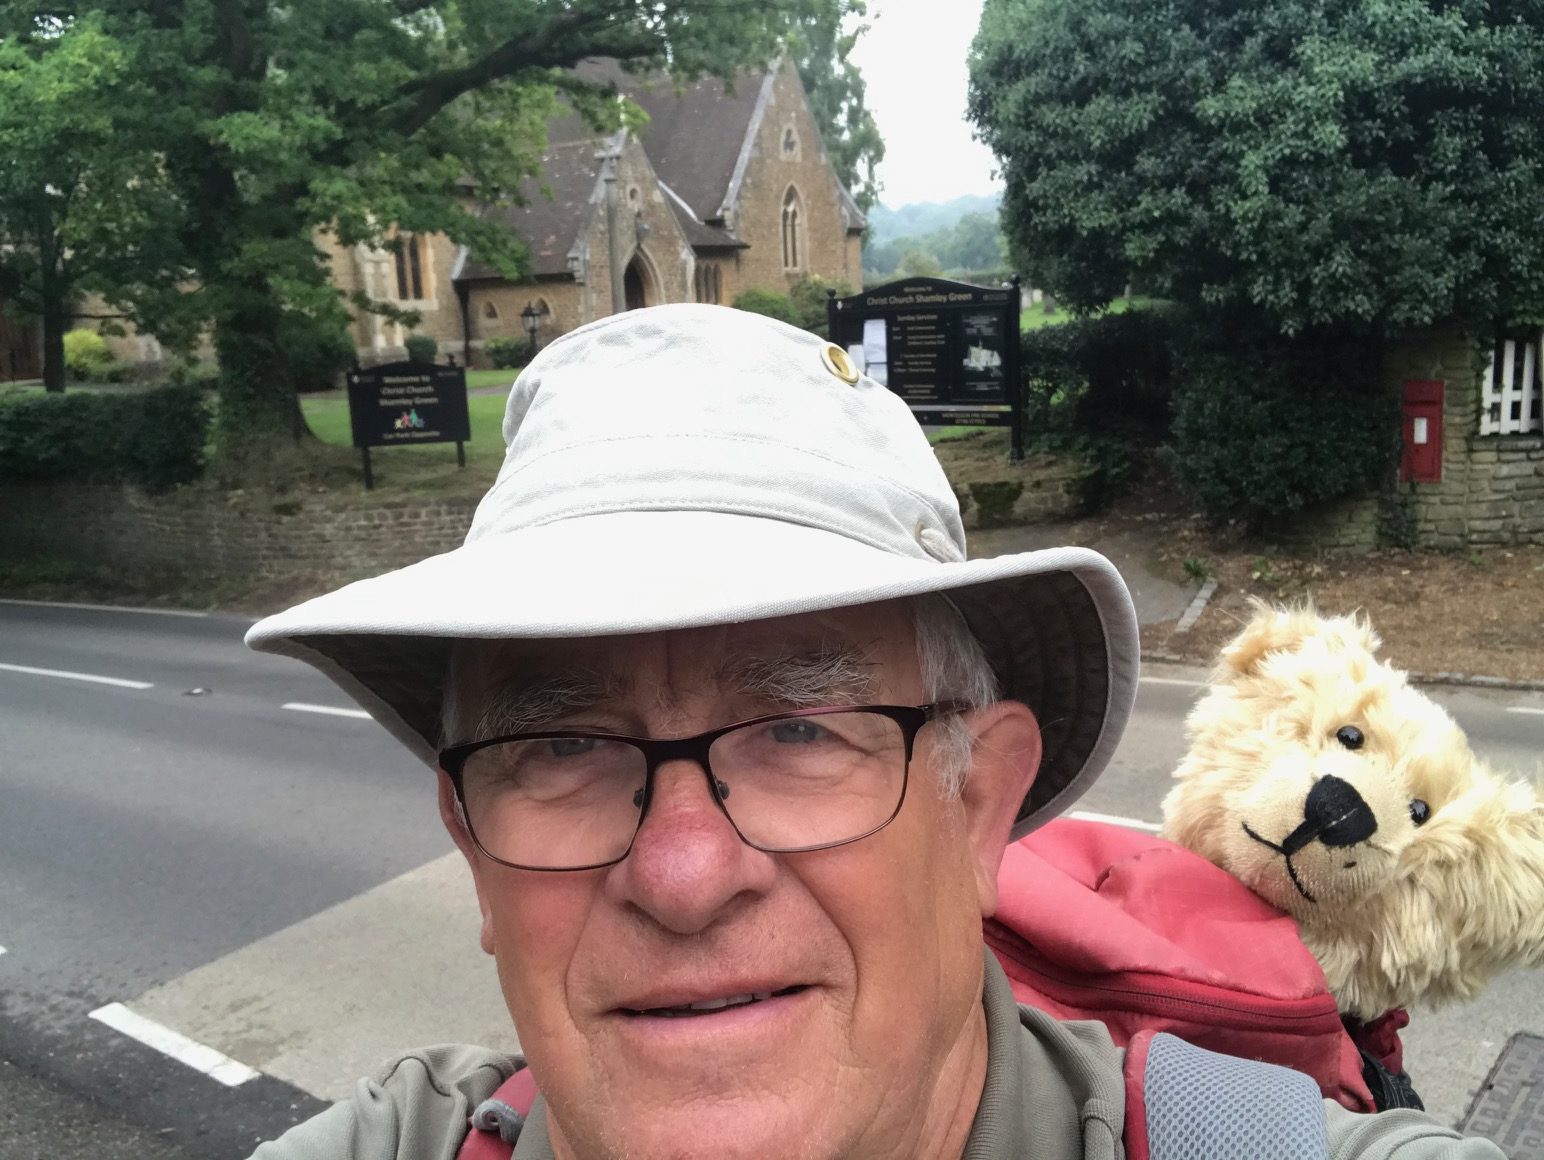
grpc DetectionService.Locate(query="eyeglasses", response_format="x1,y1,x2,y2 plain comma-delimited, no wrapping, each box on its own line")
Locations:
439,703,966,872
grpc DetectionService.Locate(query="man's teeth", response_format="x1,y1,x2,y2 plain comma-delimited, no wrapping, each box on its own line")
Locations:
647,992,772,1016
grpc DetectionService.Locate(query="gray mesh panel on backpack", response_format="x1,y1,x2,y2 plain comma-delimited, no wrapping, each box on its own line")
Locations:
1144,1033,1330,1159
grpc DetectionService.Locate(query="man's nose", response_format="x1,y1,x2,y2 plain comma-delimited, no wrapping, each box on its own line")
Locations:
610,758,774,934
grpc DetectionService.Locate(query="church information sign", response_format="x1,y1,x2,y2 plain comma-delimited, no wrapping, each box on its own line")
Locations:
828,277,1023,459
346,360,471,489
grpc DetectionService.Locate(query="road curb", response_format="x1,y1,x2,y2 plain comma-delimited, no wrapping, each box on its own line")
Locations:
1172,578,1217,634
1141,650,1544,694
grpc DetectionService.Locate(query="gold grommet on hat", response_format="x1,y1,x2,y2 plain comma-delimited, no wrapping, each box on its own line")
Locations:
821,343,861,385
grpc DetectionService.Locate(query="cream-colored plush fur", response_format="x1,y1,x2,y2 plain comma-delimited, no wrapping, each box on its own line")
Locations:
1160,603,1544,1021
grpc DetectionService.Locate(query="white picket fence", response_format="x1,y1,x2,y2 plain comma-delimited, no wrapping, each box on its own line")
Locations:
1482,334,1544,435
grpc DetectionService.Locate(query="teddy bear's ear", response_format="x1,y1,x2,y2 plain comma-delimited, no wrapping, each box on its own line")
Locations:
1217,600,1382,679
1217,599,1318,676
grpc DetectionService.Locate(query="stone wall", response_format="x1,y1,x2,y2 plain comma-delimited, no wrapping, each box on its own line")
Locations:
0,483,477,585
574,135,697,320
1278,496,1381,555
465,281,584,365
1255,322,1544,554
1,441,1092,586
324,231,468,362
1386,324,1544,549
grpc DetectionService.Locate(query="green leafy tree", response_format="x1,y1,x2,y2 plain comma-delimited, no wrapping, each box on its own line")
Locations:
790,3,885,211
946,212,1006,273
898,247,941,278
732,287,801,327
23,1,860,475
969,0,1544,334
0,15,182,391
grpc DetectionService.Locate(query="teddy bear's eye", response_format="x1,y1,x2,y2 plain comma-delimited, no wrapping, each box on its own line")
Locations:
1335,725,1364,750
1409,799,1431,826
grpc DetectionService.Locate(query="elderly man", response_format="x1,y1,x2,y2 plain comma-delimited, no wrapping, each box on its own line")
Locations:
247,306,1504,1159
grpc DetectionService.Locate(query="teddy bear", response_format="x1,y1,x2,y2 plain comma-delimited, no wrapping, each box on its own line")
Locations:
1159,602,1544,1032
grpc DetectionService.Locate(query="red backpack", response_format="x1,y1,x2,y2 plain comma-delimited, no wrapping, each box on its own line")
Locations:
459,819,1390,1157
991,817,1376,1112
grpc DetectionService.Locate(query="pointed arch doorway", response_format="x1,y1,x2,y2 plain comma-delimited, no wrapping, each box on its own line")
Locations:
624,253,657,311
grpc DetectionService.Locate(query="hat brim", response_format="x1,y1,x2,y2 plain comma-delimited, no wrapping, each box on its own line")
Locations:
245,510,1138,837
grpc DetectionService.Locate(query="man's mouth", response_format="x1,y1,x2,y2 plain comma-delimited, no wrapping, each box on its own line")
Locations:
623,985,807,1018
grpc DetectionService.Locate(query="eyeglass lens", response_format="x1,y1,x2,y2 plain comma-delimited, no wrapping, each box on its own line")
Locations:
457,710,909,870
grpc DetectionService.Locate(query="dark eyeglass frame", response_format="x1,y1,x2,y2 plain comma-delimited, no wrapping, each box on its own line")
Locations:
438,701,970,872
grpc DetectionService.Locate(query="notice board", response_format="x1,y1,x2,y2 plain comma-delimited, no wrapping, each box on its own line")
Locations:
828,277,1022,457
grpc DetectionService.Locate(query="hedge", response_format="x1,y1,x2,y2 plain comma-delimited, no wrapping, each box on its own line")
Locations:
732,288,802,328
1167,325,1398,530
485,337,528,370
404,333,438,364
1020,308,1174,439
0,382,209,490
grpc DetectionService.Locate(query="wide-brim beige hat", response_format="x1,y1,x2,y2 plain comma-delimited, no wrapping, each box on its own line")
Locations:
247,304,1139,837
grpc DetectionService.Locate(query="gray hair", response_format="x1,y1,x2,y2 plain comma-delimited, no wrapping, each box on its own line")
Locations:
912,593,1001,797
440,592,1001,797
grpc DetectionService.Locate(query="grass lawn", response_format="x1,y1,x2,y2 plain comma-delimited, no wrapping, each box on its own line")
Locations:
466,368,520,391
927,426,977,444
1020,295,1163,330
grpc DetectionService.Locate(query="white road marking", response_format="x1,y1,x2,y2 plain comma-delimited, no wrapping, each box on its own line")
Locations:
0,661,153,690
0,945,7,957
88,1002,259,1087
1069,809,1164,833
1140,676,1206,688
0,598,208,618
282,701,371,720
1506,707,1544,716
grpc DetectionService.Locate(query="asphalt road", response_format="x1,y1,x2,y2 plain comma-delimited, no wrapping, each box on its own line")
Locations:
2,600,1541,1156
0,599,449,1157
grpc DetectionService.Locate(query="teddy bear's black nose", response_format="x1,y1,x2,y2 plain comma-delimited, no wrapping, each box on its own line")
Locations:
1302,775,1378,848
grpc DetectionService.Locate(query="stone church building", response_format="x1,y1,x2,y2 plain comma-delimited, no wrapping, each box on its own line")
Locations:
326,59,866,364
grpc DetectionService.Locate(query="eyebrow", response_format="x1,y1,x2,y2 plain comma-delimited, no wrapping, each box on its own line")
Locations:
470,644,876,739
472,670,629,740
716,645,876,709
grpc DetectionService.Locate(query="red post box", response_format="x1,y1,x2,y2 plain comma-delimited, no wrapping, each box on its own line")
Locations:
1400,380,1444,484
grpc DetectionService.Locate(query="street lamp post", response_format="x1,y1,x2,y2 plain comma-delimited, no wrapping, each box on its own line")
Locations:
521,303,541,359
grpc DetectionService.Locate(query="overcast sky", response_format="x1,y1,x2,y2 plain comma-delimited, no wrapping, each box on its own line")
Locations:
848,0,1002,209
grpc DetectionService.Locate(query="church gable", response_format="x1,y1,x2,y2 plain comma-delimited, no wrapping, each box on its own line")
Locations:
725,58,864,294
340,58,863,364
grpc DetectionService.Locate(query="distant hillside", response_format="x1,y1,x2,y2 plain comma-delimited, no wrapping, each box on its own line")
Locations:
863,193,1007,279
867,194,1001,245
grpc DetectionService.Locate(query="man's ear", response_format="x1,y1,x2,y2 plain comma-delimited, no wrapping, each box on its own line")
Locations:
437,769,497,956
956,700,1040,918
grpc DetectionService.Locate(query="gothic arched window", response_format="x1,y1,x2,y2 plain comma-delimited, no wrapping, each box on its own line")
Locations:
781,188,803,271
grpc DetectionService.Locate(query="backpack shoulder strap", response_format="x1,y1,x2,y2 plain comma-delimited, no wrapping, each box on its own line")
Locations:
1124,1031,1331,1160
458,1067,538,1160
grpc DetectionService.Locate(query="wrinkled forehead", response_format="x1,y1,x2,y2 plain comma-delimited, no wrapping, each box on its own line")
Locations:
451,602,922,731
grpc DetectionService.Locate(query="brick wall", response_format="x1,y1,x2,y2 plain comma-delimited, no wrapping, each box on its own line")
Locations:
0,484,477,585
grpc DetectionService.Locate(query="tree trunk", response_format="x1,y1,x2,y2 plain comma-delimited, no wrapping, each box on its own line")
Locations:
41,291,66,393
211,280,310,476
37,207,67,393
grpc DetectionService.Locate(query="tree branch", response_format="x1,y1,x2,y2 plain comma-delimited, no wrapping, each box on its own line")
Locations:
386,3,649,138
209,0,260,81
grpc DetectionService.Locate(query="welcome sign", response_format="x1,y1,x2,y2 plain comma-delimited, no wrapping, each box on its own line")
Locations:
345,360,471,488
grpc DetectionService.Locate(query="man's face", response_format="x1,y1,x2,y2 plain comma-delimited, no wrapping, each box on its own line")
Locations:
440,603,1037,1160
